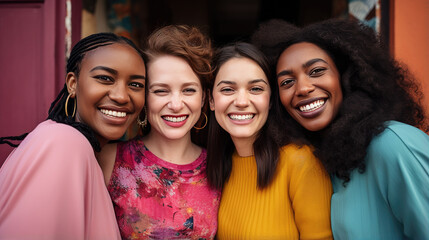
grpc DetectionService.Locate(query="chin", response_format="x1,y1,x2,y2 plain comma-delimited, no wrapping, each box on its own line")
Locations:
302,122,329,132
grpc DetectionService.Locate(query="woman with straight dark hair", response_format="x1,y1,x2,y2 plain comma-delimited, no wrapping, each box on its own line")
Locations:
252,18,429,239
207,42,333,239
0,32,146,239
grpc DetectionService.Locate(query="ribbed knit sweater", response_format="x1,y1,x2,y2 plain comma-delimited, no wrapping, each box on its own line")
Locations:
217,144,333,240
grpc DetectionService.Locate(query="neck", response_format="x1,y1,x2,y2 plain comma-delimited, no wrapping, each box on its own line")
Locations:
231,135,255,157
143,131,201,165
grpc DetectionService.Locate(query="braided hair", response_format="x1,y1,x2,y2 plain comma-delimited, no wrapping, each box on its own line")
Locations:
1,32,145,152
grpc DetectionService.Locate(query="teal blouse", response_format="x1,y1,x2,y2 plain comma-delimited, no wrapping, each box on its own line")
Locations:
331,121,429,240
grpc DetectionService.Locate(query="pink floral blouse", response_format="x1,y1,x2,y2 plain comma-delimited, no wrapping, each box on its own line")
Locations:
108,138,220,239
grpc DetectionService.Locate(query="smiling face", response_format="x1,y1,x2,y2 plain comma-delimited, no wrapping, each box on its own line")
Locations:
210,57,270,145
276,42,342,132
146,55,204,141
67,43,146,146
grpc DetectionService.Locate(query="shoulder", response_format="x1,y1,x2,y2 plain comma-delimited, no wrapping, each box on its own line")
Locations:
4,120,96,178
24,120,93,158
116,136,142,152
31,120,89,146
278,144,323,172
367,121,429,167
279,144,316,162
369,121,429,153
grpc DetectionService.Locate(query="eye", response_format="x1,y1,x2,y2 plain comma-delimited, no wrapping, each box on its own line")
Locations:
129,82,145,89
94,75,113,82
152,89,169,95
220,87,234,95
279,78,294,88
309,67,326,76
250,86,264,93
183,88,197,95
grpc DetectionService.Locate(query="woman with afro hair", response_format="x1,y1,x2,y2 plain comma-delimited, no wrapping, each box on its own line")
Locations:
252,18,429,239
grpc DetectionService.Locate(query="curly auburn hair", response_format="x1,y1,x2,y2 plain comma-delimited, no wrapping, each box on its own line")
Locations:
142,25,214,147
144,25,213,92
251,18,428,184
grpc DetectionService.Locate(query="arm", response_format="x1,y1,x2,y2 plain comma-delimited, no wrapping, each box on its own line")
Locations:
286,145,333,240
97,142,118,186
370,123,429,239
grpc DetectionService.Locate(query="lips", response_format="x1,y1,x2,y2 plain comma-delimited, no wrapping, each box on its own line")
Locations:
297,99,325,113
162,115,188,122
100,108,127,117
228,114,255,120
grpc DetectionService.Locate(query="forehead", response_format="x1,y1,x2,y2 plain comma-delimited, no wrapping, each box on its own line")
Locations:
83,43,139,61
79,43,145,70
278,42,333,66
147,55,201,85
215,57,267,83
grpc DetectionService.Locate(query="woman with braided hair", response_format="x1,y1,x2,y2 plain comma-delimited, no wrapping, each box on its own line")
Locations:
252,18,429,239
0,32,146,239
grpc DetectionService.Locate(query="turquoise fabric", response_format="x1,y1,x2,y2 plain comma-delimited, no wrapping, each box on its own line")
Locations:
331,121,429,240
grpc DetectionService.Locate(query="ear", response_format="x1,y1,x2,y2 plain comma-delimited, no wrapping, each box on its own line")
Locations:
208,91,215,111
65,72,77,97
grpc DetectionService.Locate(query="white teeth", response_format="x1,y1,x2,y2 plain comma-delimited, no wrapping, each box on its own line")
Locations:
163,116,187,122
100,109,127,117
299,100,325,112
229,114,254,120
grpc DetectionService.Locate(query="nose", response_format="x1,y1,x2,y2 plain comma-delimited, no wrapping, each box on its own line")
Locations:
109,83,130,104
296,76,315,97
167,92,184,112
234,90,250,108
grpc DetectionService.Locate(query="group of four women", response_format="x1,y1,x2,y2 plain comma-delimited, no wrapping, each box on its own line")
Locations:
0,18,428,239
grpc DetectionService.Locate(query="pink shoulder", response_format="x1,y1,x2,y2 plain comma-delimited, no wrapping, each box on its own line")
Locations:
31,120,92,150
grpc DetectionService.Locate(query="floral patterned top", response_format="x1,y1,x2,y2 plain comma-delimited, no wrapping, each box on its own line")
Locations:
108,137,220,240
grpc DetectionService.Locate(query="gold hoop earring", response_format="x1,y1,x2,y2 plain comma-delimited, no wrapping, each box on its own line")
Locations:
65,94,76,118
137,107,147,128
193,112,208,130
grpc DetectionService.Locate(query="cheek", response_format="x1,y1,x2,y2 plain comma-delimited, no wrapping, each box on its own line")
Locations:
259,95,271,114
145,96,162,115
278,91,291,109
211,93,225,111
132,93,146,110
192,93,204,109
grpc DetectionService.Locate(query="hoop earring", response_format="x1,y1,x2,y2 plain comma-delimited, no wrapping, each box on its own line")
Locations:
137,107,147,128
193,112,208,130
65,94,76,118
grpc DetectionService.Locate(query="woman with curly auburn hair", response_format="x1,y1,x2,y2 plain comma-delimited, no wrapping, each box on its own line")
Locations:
252,18,429,239
98,25,220,239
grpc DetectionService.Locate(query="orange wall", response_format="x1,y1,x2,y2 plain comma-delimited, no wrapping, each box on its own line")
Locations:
392,0,429,118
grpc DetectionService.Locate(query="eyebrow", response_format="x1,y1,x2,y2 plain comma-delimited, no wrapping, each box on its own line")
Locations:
90,66,118,75
277,58,328,78
303,58,328,68
90,66,145,80
148,82,199,89
216,79,268,87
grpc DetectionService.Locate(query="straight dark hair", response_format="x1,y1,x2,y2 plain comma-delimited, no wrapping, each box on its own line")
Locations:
207,42,280,189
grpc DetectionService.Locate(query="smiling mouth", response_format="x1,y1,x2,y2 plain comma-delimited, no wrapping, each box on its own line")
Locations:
162,116,187,122
100,109,127,117
228,114,255,120
298,99,325,112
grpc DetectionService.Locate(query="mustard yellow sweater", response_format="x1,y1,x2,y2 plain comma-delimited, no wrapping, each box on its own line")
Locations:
217,144,333,240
